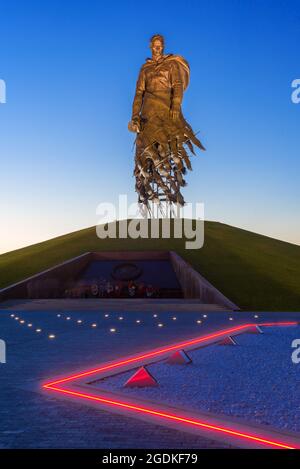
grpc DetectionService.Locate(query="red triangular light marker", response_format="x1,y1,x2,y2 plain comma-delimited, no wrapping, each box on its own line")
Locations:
124,366,158,388
247,325,263,334
167,349,192,365
218,335,238,346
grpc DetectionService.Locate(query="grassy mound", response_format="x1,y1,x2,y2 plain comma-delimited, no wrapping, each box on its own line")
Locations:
0,220,299,311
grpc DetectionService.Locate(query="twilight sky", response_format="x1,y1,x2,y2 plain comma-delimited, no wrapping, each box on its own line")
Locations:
0,0,299,254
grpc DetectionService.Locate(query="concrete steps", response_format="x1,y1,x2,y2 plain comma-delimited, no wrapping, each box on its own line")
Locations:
0,298,232,313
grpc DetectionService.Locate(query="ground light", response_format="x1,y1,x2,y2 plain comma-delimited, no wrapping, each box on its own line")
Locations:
43,321,299,450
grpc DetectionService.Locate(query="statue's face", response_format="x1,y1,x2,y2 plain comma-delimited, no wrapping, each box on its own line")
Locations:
151,39,164,59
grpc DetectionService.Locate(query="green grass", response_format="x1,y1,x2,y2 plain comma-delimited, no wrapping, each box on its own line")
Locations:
0,220,300,311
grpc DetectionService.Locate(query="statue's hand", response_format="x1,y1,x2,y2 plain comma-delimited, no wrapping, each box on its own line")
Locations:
128,117,140,133
128,118,140,133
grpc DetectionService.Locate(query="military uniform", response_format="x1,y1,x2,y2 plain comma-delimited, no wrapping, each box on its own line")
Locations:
131,53,205,206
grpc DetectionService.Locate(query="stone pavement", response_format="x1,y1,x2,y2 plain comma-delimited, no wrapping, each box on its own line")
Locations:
1,309,299,448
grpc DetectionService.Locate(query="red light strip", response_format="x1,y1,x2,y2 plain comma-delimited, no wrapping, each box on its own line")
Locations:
43,321,299,450
44,323,255,387
44,384,297,450
259,322,298,327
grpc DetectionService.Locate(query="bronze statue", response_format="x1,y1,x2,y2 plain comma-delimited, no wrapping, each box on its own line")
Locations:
128,34,205,209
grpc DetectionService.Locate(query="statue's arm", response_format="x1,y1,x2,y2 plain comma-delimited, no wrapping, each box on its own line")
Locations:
132,67,146,121
170,61,183,119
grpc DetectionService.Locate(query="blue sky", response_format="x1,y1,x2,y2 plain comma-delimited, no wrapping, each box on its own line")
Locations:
0,0,299,253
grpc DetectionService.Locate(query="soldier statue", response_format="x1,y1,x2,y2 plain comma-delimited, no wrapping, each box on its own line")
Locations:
128,34,205,209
